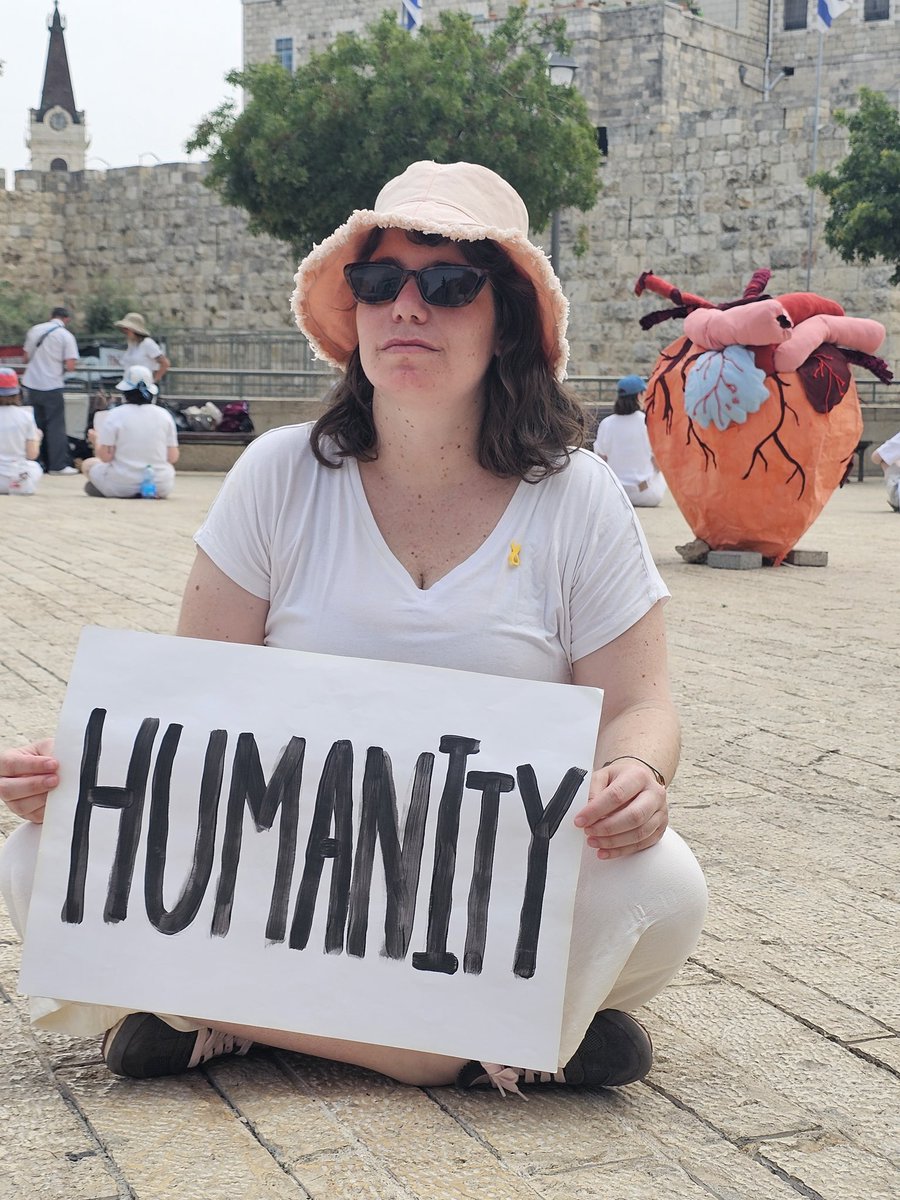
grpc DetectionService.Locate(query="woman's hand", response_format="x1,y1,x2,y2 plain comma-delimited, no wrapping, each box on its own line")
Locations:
574,759,668,859
0,739,58,824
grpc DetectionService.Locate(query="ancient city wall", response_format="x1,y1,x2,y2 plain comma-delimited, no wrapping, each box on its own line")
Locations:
1,1,897,378
0,165,297,337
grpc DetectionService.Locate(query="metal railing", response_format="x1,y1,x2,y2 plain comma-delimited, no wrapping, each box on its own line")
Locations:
61,367,895,409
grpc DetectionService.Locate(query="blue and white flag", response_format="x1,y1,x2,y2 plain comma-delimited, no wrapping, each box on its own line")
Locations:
816,0,851,31
401,0,422,31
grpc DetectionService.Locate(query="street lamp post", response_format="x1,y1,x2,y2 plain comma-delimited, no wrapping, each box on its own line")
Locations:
546,51,578,277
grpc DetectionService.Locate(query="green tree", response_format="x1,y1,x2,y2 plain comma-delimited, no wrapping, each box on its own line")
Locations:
810,88,900,285
0,282,47,343
81,276,138,339
187,8,601,255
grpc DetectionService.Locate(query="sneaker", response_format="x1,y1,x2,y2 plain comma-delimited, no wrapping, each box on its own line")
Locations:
49,466,79,475
102,1012,253,1079
457,1010,653,1097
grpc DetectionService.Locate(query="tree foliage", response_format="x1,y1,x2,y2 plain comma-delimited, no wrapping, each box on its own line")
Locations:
810,88,900,285
0,282,48,344
187,8,601,255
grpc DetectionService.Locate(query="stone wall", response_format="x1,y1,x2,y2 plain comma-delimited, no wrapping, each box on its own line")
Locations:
0,165,298,337
1,1,897,379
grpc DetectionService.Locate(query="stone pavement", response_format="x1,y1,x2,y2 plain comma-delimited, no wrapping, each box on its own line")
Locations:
1,472,897,1200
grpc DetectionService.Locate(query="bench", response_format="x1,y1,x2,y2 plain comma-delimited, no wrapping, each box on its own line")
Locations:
178,431,256,447
851,440,872,483
176,430,256,472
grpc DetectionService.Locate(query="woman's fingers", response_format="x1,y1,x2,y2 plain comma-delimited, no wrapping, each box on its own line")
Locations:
575,761,668,858
0,740,58,824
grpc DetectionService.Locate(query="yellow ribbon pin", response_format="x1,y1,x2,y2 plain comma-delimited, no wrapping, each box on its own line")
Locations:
508,541,522,567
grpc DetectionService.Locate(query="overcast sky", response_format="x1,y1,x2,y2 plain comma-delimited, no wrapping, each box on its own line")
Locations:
1,1,243,183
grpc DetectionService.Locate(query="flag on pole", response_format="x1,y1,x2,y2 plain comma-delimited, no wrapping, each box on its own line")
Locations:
401,0,422,31
816,0,851,31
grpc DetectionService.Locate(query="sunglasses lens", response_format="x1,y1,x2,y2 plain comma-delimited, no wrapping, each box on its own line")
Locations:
345,263,488,307
346,264,405,304
418,267,485,307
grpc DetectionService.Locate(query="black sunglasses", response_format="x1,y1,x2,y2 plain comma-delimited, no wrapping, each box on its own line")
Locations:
343,262,490,308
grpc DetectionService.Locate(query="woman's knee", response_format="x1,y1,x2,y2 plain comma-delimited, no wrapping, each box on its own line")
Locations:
0,821,43,938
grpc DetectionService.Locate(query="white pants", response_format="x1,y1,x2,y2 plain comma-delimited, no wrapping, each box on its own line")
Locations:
622,473,667,508
0,821,706,1065
0,461,43,495
87,460,175,498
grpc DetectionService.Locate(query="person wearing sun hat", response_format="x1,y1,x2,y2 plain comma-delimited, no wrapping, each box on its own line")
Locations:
0,367,44,495
0,161,706,1096
114,312,170,384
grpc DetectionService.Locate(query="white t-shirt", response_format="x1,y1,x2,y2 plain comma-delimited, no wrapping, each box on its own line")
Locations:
22,320,79,391
121,337,165,375
0,405,39,470
593,412,659,490
90,402,178,496
874,431,900,467
195,424,669,685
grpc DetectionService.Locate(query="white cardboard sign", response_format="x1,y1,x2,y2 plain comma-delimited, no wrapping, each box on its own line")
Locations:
21,628,602,1070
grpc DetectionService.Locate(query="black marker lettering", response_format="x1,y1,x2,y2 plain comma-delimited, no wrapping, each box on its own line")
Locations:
62,709,159,925
347,749,433,960
211,733,305,941
463,770,515,975
289,740,353,952
412,734,480,975
144,725,226,935
513,764,587,978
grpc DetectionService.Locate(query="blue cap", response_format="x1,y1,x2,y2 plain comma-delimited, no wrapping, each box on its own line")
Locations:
617,374,646,395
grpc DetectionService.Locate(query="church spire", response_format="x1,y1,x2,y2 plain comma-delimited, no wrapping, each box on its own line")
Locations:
28,3,88,172
36,3,80,124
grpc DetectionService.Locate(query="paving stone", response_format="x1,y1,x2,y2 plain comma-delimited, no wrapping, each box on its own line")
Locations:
0,479,896,1199
784,548,829,566
706,549,764,569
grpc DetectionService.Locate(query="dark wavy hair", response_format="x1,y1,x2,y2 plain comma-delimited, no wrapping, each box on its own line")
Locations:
614,391,641,415
309,230,585,479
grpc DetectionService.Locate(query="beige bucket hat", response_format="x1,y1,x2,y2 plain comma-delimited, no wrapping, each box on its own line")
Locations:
292,161,570,380
114,311,151,337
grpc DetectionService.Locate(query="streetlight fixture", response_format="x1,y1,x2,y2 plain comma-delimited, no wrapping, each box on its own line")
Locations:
546,51,578,276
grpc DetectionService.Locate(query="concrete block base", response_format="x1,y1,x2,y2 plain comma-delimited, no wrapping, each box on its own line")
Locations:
707,550,763,570
784,549,829,567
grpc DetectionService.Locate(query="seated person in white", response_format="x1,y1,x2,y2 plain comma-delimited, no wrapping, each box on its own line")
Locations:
0,368,43,495
593,376,666,508
80,365,179,498
871,431,900,512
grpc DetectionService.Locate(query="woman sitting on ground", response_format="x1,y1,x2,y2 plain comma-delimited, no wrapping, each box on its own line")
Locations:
593,375,667,508
80,365,179,498
1,161,705,1095
0,367,43,495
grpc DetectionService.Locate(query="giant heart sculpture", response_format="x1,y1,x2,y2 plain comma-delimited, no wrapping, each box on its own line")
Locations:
634,269,893,564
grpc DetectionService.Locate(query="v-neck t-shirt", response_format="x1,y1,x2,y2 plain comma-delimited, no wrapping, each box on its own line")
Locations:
194,423,669,684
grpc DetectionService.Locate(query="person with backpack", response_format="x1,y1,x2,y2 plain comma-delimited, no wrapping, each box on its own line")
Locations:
21,306,80,475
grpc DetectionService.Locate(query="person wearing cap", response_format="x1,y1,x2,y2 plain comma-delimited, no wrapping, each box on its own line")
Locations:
114,313,170,384
79,364,179,498
0,368,43,495
871,430,900,512
21,306,79,475
0,162,705,1096
593,375,667,508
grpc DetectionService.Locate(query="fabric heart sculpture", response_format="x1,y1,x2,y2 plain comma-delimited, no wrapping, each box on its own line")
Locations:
634,269,893,564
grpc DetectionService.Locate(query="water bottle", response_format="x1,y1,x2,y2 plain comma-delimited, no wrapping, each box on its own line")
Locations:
140,465,157,499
